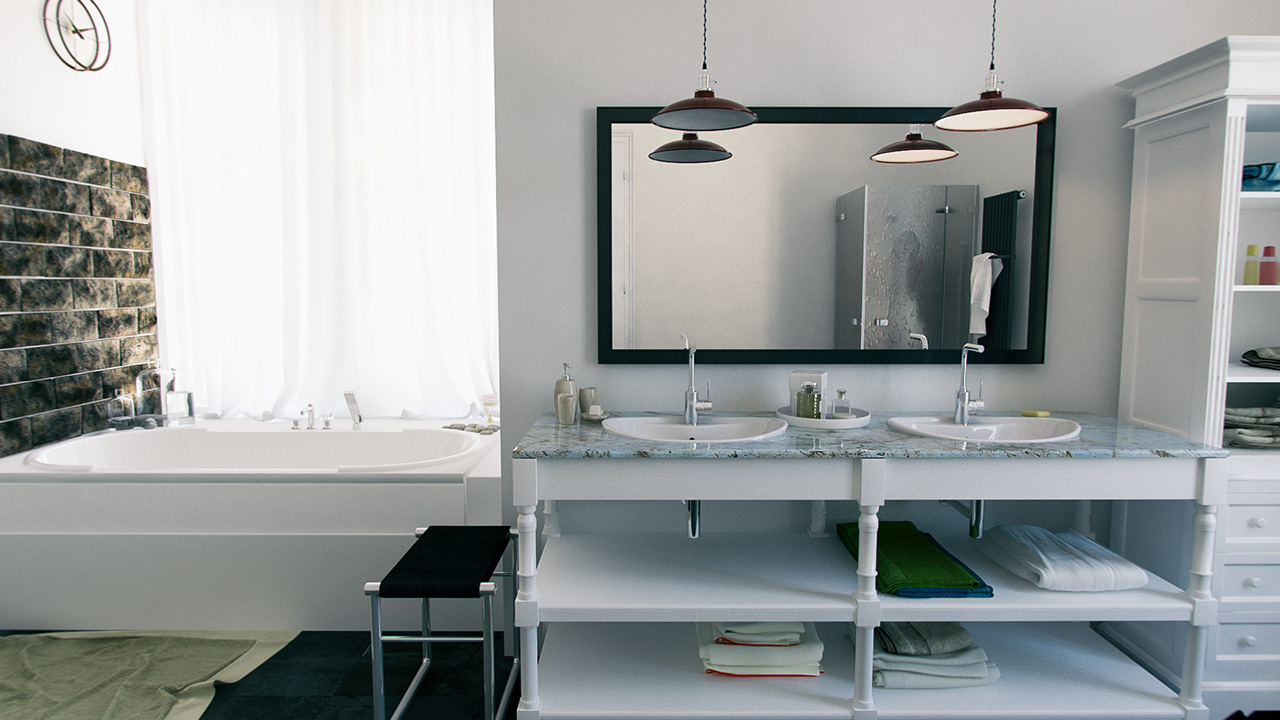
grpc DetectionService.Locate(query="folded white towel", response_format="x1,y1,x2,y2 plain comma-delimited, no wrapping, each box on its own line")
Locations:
875,661,1000,688
698,622,823,667
976,525,1149,592
969,252,1004,337
704,661,823,677
875,645,989,671
711,621,804,646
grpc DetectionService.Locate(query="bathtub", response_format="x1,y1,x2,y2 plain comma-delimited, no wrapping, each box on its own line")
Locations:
0,419,505,632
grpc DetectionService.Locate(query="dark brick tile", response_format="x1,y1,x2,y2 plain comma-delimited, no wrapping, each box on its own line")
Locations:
137,307,157,334
131,251,152,279
46,246,91,277
97,308,136,337
13,208,69,245
0,380,55,420
131,194,151,223
0,172,40,210
103,364,147,396
56,371,103,407
0,135,9,170
64,149,110,186
0,279,19,312
91,248,133,279
8,137,61,176
116,279,154,307
0,207,12,243
76,338,119,371
51,311,98,343
47,178,90,215
82,399,111,433
0,349,25,384
113,220,149,250
0,242,47,276
120,334,158,366
25,344,76,379
0,313,52,347
110,161,148,194
0,419,32,457
72,278,115,309
69,215,112,247
89,186,132,220
31,407,81,446
19,279,73,311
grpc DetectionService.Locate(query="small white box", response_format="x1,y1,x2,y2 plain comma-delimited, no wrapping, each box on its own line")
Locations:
788,370,828,415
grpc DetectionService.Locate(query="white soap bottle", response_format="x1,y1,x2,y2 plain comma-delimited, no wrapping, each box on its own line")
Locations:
553,363,577,414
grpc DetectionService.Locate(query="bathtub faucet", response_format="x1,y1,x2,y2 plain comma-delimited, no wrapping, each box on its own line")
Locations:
300,404,316,430
344,391,363,430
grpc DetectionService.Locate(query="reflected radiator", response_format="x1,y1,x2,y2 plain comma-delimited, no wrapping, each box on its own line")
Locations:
981,190,1024,350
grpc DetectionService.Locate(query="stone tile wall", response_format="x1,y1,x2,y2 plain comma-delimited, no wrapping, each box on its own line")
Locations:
0,134,158,456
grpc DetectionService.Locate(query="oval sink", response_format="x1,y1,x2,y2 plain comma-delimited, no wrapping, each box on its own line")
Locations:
602,415,788,443
887,415,1081,444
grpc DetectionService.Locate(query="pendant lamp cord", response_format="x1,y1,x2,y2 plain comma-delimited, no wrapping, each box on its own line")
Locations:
989,0,997,70
702,0,709,71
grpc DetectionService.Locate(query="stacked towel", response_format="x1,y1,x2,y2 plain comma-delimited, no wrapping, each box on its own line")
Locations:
1224,405,1280,449
836,521,993,598
712,622,803,646
874,622,973,657
696,623,823,676
848,623,1000,689
1241,348,1280,370
975,525,1148,592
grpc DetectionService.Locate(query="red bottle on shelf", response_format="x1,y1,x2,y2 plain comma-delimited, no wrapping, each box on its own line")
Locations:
1262,246,1279,285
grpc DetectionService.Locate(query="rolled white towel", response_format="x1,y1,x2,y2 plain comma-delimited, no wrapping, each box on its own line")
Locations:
977,525,1149,592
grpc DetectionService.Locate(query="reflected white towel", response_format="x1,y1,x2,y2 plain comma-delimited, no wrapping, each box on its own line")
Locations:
711,621,804,646
698,623,823,667
969,252,1004,337
976,525,1149,592
875,661,1000,688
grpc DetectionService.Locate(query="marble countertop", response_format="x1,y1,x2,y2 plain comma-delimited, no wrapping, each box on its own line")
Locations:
511,411,1228,460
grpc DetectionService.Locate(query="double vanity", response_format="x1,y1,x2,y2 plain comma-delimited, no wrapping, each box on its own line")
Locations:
512,411,1226,719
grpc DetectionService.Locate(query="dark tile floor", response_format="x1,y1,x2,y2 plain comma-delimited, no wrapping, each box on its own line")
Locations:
203,631,518,720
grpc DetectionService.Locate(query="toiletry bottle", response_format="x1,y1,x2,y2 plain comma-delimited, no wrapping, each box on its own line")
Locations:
553,363,577,414
797,382,822,419
1261,246,1278,285
1244,244,1261,285
831,389,851,418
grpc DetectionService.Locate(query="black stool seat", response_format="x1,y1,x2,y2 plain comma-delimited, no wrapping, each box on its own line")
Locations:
379,525,512,599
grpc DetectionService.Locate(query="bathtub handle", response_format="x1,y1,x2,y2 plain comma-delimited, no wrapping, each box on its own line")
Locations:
300,404,316,430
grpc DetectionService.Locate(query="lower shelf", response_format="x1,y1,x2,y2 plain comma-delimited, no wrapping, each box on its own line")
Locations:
534,621,1184,719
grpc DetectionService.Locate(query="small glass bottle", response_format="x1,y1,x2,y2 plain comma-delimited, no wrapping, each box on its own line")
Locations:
796,382,822,419
1243,244,1261,285
831,389,852,418
1260,246,1278,286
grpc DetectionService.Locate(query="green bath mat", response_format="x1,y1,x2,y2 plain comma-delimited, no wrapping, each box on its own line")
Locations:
0,630,296,720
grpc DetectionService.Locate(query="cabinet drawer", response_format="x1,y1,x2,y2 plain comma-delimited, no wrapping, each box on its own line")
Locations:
1220,562,1280,604
1223,498,1280,547
1216,623,1280,659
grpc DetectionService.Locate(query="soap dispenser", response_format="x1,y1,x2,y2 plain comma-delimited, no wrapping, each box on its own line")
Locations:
553,363,577,413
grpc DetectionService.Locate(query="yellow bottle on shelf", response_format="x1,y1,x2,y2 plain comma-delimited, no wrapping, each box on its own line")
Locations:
1243,244,1261,285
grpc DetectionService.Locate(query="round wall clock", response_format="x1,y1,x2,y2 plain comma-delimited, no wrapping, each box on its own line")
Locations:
42,0,111,72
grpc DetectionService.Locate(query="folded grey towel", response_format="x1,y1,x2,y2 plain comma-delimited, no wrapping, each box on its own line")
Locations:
1225,428,1280,448
874,622,973,657
1226,406,1280,418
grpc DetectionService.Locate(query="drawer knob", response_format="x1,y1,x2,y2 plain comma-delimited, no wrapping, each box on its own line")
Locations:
1245,577,1263,589
1240,635,1259,648
1248,517,1269,529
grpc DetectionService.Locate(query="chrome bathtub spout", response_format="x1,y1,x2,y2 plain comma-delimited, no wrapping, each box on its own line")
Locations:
955,343,985,426
344,391,363,430
301,404,316,430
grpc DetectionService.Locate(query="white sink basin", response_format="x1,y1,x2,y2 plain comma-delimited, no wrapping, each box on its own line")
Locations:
602,415,788,443
887,415,1081,444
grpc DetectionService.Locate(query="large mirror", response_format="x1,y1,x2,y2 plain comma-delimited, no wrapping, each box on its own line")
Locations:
597,107,1055,364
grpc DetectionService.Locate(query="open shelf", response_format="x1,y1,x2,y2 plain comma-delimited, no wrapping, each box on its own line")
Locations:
1240,191,1280,209
535,621,1184,720
1226,360,1280,383
533,533,1192,624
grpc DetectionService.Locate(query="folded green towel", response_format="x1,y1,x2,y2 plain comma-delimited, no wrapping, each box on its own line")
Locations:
836,521,992,597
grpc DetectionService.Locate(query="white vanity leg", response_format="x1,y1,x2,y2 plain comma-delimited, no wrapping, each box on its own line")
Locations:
542,499,561,538
1177,502,1218,719
808,499,829,537
853,503,880,714
515,503,541,716
1073,499,1095,539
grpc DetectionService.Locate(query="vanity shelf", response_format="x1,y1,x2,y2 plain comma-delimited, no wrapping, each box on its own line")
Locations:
535,622,1185,720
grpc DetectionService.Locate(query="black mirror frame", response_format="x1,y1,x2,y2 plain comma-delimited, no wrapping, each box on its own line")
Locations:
596,106,1056,365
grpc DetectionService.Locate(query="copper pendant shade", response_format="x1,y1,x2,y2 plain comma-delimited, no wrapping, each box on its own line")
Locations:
649,133,732,164
651,0,756,134
935,0,1048,132
871,125,958,164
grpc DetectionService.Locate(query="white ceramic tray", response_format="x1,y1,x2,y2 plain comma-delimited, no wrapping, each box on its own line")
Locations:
775,406,871,429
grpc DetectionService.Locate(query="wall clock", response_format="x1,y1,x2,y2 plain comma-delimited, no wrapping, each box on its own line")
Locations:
42,0,111,71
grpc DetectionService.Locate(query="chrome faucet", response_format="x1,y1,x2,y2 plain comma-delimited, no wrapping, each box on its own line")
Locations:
955,343,985,426
300,403,316,430
344,391,363,430
681,334,712,425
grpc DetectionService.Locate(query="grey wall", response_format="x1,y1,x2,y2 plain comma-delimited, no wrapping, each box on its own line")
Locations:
0,135,157,456
494,3,1280,502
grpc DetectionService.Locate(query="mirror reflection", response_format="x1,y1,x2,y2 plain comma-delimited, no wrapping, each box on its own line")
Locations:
597,107,1055,364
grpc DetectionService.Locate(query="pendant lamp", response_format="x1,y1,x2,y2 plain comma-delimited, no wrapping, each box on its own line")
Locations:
651,0,756,132
649,133,732,164
871,124,958,164
935,0,1049,132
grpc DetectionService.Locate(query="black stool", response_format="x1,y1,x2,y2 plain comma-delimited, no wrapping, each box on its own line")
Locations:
364,525,519,720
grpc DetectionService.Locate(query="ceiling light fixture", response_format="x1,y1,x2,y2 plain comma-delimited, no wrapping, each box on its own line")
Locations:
870,124,959,164
651,0,756,132
648,133,732,164
935,0,1049,132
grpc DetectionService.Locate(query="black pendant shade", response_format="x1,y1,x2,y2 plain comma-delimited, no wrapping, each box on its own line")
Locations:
871,125,958,164
936,0,1048,133
652,87,758,132
649,133,732,164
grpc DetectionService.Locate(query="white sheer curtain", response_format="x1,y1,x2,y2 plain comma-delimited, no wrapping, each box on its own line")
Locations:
137,0,497,420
